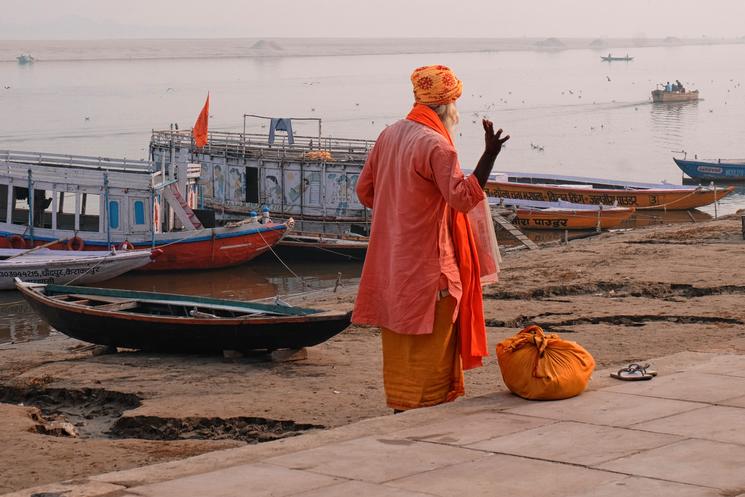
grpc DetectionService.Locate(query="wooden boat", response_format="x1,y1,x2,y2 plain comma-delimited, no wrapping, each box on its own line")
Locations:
0,151,290,271
0,248,159,290
276,232,368,261
601,55,633,62
16,281,352,353
652,89,699,103
151,117,375,246
674,158,745,181
489,197,634,230
486,172,733,210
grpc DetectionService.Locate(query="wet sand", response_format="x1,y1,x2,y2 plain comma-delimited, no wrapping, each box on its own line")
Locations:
2,216,745,493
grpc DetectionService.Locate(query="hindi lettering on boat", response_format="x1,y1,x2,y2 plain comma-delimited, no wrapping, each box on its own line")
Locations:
486,172,732,210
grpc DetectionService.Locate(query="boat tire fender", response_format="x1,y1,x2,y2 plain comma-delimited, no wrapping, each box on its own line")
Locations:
8,235,26,249
119,240,135,251
67,236,85,251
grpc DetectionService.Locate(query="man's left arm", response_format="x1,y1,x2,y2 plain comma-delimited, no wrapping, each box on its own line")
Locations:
432,120,510,213
431,146,484,213
356,143,378,208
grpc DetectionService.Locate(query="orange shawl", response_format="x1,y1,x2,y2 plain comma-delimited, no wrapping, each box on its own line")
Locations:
406,103,488,370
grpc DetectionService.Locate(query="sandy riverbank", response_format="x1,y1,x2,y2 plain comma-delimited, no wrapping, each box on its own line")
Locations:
2,216,745,493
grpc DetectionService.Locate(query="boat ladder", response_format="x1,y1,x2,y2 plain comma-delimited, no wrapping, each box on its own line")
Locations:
163,183,204,230
491,212,539,250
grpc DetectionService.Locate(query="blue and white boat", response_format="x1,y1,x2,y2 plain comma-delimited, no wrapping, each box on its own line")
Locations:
674,158,745,181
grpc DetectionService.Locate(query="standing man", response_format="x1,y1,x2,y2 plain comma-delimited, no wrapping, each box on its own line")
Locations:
352,65,510,411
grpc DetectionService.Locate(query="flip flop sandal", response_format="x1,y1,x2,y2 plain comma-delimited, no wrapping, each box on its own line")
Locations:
628,363,657,377
610,366,654,381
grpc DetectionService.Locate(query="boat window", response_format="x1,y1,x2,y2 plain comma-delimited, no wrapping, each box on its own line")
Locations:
108,200,120,230
133,200,146,225
245,167,259,204
56,192,76,230
79,193,101,232
0,185,7,223
11,186,30,226
33,189,53,229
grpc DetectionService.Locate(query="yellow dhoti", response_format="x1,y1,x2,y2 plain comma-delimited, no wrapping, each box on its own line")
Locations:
381,296,464,411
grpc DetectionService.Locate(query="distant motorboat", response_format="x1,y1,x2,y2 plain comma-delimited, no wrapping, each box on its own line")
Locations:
16,54,35,65
601,54,633,62
652,89,699,103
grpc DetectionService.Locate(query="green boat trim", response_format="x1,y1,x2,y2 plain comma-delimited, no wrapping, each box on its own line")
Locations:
43,284,317,316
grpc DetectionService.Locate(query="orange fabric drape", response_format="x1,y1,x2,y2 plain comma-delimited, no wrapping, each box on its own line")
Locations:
405,103,488,370
382,295,464,410
193,93,210,148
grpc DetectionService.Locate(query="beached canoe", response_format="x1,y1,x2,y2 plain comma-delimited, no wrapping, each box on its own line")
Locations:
485,173,732,210
674,158,745,181
0,249,159,290
16,281,352,353
489,197,634,230
651,89,699,103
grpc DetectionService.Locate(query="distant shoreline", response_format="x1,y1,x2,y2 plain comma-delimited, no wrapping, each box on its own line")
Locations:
2,37,744,63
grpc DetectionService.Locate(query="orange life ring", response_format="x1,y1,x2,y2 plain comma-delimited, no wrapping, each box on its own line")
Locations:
119,240,135,251
66,236,85,251
8,235,26,249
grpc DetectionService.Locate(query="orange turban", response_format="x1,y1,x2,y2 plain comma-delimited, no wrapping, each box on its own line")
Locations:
410,65,463,105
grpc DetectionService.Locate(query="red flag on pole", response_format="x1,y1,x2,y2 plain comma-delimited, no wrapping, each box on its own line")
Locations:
193,93,210,148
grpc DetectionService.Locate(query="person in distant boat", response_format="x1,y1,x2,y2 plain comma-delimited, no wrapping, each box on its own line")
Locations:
353,65,509,412
665,81,672,92
676,80,684,93
671,82,679,92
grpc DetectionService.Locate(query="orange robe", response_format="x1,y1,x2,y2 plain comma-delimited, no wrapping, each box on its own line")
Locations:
352,119,483,334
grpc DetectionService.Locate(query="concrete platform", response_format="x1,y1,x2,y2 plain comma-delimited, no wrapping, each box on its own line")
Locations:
6,351,745,497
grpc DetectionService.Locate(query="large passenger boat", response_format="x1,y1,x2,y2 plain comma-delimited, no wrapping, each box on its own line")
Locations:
149,116,374,243
0,150,289,271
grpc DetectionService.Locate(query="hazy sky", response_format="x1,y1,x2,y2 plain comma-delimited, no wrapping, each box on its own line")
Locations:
2,0,745,40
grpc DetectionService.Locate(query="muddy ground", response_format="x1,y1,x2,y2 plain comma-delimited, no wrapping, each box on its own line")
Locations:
2,216,745,494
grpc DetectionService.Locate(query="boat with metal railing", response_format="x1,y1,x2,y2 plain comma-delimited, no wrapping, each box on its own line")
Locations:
0,150,289,270
149,115,373,256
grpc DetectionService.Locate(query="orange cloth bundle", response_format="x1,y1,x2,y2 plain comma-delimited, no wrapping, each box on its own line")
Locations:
496,325,595,400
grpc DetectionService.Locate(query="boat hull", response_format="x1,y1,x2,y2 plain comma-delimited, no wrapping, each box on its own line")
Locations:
275,234,367,261
17,283,352,353
1,223,288,271
652,90,699,103
512,208,634,230
485,181,732,210
674,158,745,181
0,250,156,289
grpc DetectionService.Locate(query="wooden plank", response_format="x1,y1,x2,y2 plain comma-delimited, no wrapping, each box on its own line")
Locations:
492,212,540,250
93,301,139,312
